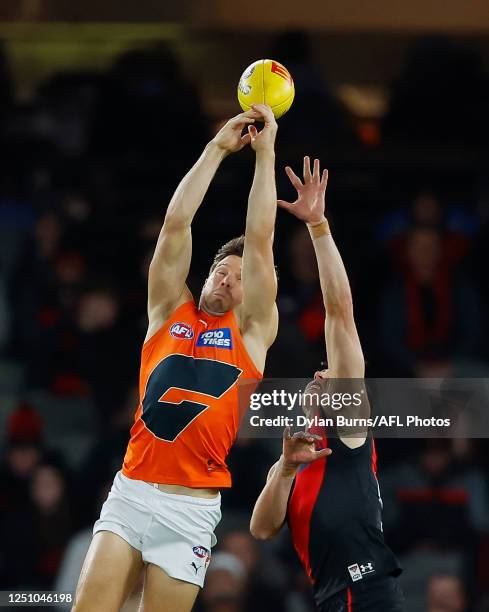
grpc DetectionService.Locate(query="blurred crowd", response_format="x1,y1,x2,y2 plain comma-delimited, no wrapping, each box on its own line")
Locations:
0,30,489,612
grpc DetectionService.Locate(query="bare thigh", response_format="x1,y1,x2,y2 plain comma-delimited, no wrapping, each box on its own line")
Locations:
141,563,200,612
72,531,144,612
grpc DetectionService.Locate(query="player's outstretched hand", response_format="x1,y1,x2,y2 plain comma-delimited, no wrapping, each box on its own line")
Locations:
278,156,329,224
281,426,331,477
213,110,261,154
247,103,278,153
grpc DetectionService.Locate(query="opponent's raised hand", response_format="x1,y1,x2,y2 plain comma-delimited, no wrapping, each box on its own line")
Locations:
247,103,278,153
212,110,261,154
278,156,329,224
281,427,331,477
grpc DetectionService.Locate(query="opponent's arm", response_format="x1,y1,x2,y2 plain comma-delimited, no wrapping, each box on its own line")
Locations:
250,428,331,540
278,158,364,378
147,111,258,340
240,104,279,370
312,230,364,379
250,458,294,540
279,159,368,447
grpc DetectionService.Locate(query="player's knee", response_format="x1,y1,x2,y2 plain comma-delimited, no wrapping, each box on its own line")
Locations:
72,572,118,612
71,584,95,612
72,592,117,612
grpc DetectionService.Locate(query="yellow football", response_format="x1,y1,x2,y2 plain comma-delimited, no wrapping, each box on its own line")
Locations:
237,59,295,119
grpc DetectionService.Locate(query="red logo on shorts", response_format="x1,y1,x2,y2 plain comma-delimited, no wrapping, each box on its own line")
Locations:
170,322,194,339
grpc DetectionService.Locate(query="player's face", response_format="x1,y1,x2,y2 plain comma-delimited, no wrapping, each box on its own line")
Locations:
303,370,330,417
314,369,329,380
201,255,243,314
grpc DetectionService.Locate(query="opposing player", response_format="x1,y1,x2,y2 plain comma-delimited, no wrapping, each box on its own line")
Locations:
73,104,279,612
250,158,404,611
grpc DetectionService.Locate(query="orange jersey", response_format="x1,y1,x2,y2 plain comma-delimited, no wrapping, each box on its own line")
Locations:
122,300,262,488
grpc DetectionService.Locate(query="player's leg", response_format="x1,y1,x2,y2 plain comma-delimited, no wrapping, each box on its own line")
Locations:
141,563,200,612
138,488,221,612
72,531,144,612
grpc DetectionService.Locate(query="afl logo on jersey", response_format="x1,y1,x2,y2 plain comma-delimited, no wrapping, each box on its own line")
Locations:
170,322,194,339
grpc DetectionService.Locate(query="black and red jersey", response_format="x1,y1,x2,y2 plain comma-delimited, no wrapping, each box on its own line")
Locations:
287,431,402,608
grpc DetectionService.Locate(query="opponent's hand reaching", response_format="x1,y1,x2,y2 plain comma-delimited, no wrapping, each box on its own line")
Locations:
278,156,329,224
280,427,332,477
212,110,260,154
247,104,278,153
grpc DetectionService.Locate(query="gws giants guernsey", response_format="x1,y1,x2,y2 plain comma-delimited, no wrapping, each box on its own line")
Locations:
123,300,262,488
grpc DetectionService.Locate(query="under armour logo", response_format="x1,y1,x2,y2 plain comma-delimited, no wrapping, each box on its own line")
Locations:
360,562,375,574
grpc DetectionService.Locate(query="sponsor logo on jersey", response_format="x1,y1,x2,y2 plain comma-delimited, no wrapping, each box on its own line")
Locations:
170,322,194,339
360,562,375,575
192,546,210,559
271,61,293,85
347,563,363,582
196,328,233,349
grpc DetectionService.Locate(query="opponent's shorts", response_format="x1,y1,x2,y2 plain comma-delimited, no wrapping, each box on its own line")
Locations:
93,471,221,588
319,575,405,612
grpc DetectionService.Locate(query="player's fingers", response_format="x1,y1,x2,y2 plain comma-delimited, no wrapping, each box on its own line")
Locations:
315,448,332,459
313,158,320,182
292,433,313,444
240,132,252,147
277,199,294,211
303,156,312,182
292,430,316,440
320,168,329,190
293,430,321,441
229,114,257,128
308,432,322,440
283,426,292,440
301,448,331,464
252,105,278,132
240,116,258,126
248,124,258,139
242,108,261,118
285,166,303,190
251,103,275,124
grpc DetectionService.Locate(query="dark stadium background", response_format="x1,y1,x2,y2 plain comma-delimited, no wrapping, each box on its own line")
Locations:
1,2,489,611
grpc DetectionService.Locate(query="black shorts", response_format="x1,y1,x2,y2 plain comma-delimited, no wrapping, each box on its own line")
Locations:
319,575,404,612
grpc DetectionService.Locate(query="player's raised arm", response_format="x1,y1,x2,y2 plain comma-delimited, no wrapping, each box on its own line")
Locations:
146,110,259,340
278,157,364,378
250,428,331,540
239,104,279,371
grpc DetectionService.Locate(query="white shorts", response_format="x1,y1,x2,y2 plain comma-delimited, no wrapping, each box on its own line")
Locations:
93,471,221,588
